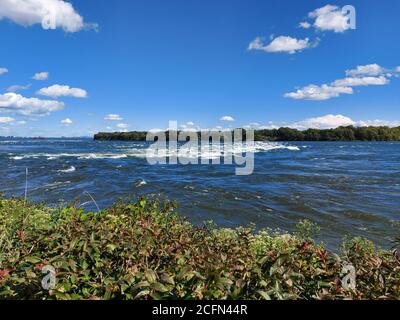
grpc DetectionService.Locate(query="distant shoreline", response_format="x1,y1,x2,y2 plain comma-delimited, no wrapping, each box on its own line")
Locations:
2,125,400,142
93,125,400,142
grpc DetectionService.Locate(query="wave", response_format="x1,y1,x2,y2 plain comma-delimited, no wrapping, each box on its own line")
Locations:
144,142,300,159
9,142,300,161
77,154,128,160
58,166,76,173
134,179,147,187
10,153,129,160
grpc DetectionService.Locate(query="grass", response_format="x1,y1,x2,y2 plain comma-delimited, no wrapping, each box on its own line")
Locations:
0,197,399,300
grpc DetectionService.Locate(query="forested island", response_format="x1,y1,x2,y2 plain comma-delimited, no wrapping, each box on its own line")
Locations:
94,126,400,142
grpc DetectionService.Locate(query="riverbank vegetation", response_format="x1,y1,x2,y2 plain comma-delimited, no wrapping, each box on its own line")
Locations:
1,197,399,300
94,126,400,142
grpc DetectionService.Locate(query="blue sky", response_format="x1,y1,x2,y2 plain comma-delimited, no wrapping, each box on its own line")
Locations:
0,0,400,136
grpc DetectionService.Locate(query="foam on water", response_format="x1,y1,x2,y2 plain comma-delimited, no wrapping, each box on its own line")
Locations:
8,142,299,161
143,142,300,159
58,166,76,173
10,153,129,160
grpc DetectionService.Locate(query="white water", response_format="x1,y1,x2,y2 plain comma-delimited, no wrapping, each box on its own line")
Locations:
9,142,300,161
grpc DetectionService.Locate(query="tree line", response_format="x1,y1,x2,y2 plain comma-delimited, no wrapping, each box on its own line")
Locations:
94,126,400,142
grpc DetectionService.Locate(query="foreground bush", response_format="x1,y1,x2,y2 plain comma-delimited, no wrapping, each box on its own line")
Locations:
0,198,399,300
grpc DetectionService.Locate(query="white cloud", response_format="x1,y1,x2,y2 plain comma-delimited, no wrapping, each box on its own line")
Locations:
309,4,351,33
284,84,353,101
346,64,386,77
61,118,72,125
104,114,123,121
6,84,31,92
117,123,129,129
292,114,355,130
33,72,49,81
249,36,311,54
0,92,64,115
256,115,400,130
37,84,87,98
0,0,97,32
0,116,15,123
0,67,8,75
180,121,199,131
286,64,395,101
243,122,265,130
356,119,400,127
220,116,235,122
148,128,165,134
332,76,389,87
179,126,198,132
299,21,311,29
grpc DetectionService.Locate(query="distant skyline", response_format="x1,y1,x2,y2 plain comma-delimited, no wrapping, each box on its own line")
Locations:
1,0,400,137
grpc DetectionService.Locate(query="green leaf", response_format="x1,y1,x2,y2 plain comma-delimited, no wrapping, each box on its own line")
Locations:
25,269,37,278
25,256,41,264
151,282,169,293
106,244,117,252
317,281,332,289
139,199,147,208
133,281,150,291
161,274,175,285
257,290,271,300
144,269,157,283
134,290,150,299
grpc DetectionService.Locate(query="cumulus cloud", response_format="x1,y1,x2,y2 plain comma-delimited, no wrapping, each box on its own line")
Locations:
332,76,389,87
61,118,72,125
0,0,97,32
104,114,123,121
37,84,87,98
299,21,311,29
220,116,235,122
243,122,266,130
179,126,198,132
6,84,31,92
249,36,311,54
284,84,353,101
180,121,199,131
292,114,355,130
0,92,64,115
286,63,395,101
308,4,352,33
345,64,386,77
356,119,400,127
0,67,8,75
0,116,15,123
33,72,49,81
253,115,400,131
294,115,400,129
117,123,129,129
